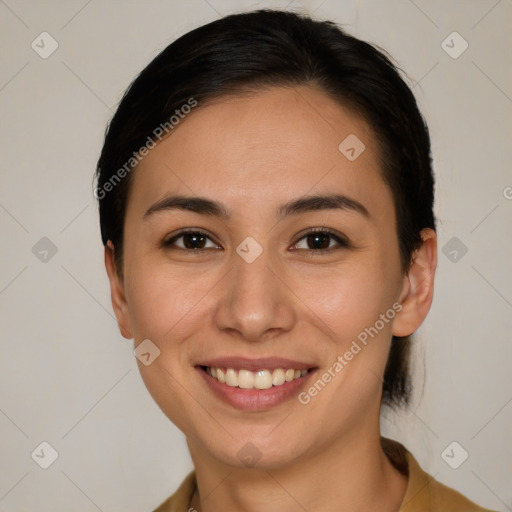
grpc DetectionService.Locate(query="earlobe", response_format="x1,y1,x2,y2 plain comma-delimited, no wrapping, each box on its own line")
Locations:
104,241,133,339
392,228,437,337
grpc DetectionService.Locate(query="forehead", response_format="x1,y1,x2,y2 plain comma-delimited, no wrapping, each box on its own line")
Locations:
128,85,393,219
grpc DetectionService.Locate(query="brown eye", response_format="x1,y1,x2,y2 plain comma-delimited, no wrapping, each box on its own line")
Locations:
292,229,349,252
163,230,220,250
305,233,331,250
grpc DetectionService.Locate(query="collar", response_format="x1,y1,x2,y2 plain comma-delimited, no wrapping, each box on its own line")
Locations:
153,437,490,512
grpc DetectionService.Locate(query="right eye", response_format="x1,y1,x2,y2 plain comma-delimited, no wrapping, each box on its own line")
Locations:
162,229,221,251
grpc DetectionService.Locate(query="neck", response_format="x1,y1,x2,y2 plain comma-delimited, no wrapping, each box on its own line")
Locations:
188,428,407,512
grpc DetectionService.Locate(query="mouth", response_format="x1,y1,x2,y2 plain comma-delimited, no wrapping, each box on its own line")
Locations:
195,357,317,410
201,366,310,390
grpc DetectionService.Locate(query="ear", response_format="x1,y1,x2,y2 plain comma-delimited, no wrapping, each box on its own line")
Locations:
104,241,133,339
392,228,437,337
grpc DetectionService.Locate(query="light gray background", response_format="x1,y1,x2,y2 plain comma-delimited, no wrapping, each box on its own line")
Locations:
1,1,511,511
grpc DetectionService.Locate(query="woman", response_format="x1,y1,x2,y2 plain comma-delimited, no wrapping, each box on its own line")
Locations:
96,9,496,512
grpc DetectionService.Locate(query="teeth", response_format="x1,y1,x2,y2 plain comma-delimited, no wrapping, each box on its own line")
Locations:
254,370,272,390
226,368,238,387
272,368,286,386
205,366,309,389
238,370,254,389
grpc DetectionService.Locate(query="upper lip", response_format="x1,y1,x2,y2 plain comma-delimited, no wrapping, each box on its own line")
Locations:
196,357,315,372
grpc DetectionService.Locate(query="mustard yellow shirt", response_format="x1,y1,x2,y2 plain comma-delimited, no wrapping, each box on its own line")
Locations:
153,438,496,512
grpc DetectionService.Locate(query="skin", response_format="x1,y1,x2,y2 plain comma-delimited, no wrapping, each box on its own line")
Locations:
105,85,437,512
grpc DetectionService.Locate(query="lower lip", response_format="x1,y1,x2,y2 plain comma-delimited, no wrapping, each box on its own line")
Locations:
197,367,315,411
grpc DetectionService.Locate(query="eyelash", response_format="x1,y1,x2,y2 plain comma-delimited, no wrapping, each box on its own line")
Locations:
162,227,350,254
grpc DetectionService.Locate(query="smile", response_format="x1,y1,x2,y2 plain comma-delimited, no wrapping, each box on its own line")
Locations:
196,357,316,410
203,366,309,390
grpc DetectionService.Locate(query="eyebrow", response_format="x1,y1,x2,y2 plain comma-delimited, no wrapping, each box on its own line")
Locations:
143,193,370,220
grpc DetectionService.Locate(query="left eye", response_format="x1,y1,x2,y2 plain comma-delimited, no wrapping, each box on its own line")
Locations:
292,230,349,251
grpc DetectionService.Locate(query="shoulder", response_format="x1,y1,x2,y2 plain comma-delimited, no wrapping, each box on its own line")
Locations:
152,470,196,512
429,477,495,512
381,438,497,512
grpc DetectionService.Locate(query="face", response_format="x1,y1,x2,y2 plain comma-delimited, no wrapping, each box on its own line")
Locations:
106,85,433,470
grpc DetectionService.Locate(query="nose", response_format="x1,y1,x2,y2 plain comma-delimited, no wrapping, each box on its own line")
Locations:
213,244,297,343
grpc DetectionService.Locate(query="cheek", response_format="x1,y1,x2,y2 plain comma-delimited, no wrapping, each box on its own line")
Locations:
297,259,398,347
294,265,398,426
125,262,209,342
123,260,216,430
